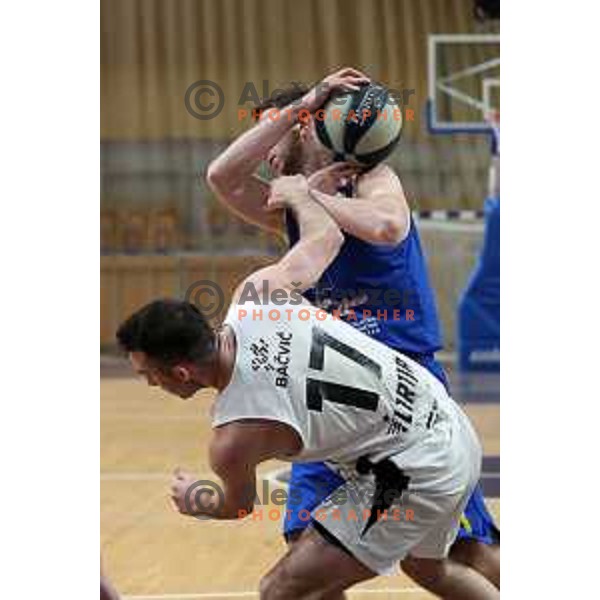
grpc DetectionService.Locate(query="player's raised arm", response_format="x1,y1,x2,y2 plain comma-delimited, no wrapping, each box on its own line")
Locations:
308,162,411,245
233,175,344,303
205,104,300,235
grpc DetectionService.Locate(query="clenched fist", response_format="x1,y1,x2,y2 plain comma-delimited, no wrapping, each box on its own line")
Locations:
267,175,310,211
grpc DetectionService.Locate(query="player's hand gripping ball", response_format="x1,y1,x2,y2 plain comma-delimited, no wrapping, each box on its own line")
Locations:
301,67,370,114
315,82,403,168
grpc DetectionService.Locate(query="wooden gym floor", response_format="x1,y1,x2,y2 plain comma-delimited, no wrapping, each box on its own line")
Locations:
101,358,500,599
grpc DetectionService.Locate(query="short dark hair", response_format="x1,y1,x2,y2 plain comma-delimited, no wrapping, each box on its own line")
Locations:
253,82,310,121
116,299,216,367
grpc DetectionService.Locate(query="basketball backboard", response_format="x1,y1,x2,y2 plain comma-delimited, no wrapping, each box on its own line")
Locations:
427,34,500,135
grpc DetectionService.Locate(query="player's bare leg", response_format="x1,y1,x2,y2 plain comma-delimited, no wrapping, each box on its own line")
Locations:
100,559,121,600
100,575,121,600
284,530,348,600
449,539,500,589
401,554,500,600
262,527,374,599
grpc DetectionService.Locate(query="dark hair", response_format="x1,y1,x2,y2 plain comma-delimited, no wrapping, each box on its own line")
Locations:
116,299,216,366
252,82,310,121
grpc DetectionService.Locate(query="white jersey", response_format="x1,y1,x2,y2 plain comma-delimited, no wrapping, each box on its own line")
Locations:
212,301,473,477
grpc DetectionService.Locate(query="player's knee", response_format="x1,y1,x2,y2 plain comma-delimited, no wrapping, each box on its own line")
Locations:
258,572,275,600
449,538,480,566
401,556,447,590
259,570,286,600
259,568,304,600
450,539,500,589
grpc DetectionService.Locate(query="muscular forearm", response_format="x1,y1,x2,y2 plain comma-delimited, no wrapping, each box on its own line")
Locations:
309,188,408,245
236,177,344,299
189,496,252,520
279,195,344,291
181,478,256,521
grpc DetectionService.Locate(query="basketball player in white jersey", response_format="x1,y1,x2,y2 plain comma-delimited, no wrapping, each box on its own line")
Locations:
117,176,499,599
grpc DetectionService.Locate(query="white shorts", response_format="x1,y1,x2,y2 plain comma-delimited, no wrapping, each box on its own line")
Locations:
312,406,482,575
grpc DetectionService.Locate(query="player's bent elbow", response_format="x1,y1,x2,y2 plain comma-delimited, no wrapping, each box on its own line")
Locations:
223,502,254,520
206,161,227,193
376,218,407,245
206,162,243,212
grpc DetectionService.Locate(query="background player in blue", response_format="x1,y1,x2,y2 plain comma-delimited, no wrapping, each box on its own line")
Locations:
207,67,499,594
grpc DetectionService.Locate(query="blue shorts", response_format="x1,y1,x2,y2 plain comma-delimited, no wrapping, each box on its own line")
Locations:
284,355,499,544
456,483,499,545
284,461,346,536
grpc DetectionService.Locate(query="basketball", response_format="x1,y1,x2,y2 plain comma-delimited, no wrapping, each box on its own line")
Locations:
315,83,403,167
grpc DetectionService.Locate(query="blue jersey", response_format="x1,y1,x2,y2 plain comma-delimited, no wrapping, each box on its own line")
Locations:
285,204,443,356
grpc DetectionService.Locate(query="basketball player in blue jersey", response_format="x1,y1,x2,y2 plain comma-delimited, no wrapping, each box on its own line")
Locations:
207,67,499,594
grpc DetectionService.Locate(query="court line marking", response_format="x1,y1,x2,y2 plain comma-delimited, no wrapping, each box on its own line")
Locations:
123,588,425,599
101,471,287,482
102,473,170,481
262,467,289,488
102,414,206,421
416,219,484,233
101,470,500,482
